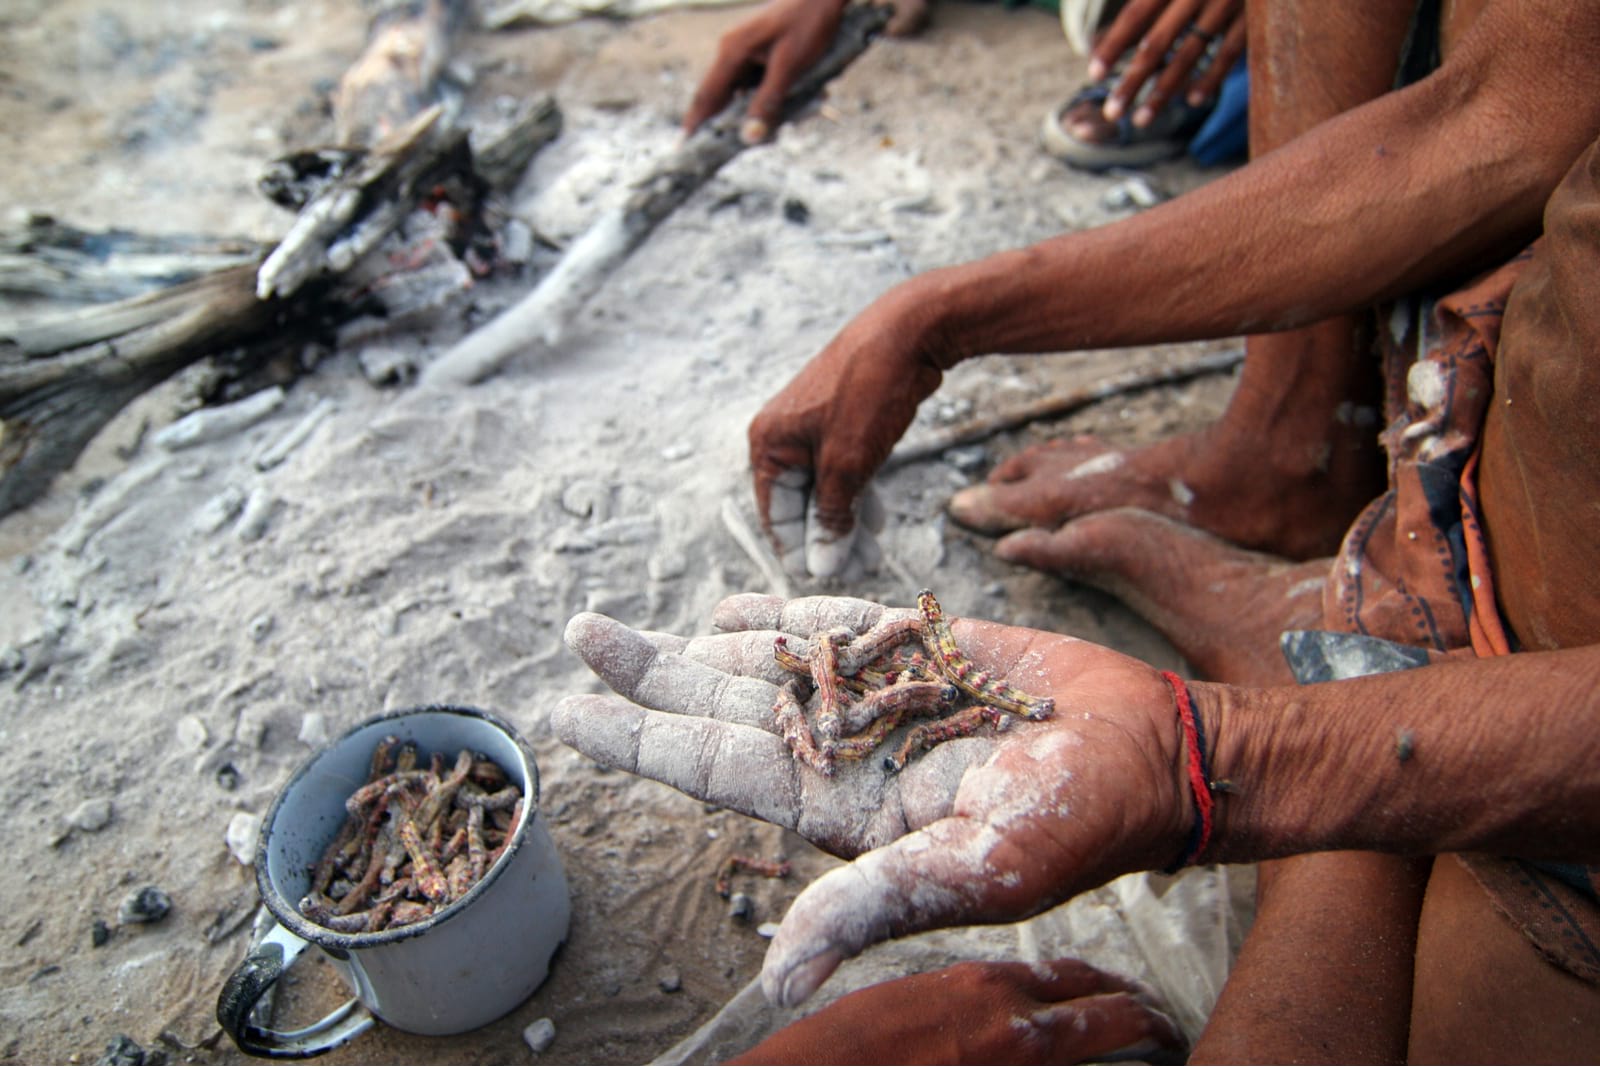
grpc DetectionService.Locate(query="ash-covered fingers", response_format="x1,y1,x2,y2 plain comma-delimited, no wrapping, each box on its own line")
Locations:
1027,993,1186,1062
563,612,778,729
662,629,800,687
760,814,1001,1007
712,592,919,639
803,486,884,580
767,468,811,577
553,695,802,829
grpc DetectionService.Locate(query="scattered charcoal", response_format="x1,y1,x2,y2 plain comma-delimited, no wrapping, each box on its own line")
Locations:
98,1034,163,1065
92,918,113,946
118,886,172,925
782,198,810,224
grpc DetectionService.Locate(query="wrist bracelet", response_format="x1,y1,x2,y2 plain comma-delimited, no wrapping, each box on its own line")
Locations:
1162,670,1215,872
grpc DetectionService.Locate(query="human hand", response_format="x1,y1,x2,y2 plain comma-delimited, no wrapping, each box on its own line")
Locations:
683,0,848,144
1089,0,1245,128
684,0,926,144
729,957,1184,1064
553,593,1195,1007
749,288,945,578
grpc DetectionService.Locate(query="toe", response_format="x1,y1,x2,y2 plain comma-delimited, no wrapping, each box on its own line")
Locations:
992,524,1094,575
947,484,1032,533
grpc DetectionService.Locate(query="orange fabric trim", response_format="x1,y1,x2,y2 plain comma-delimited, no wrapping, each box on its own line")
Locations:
1460,447,1513,658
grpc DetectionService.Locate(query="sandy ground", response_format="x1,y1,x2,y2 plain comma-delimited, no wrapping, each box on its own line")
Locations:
0,1,1242,1062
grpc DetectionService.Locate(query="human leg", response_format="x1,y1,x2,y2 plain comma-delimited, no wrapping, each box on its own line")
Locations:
1408,856,1600,1061
1192,852,1431,1063
954,1,1415,561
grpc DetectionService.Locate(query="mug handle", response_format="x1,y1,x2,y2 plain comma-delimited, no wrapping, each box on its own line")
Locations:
217,917,375,1059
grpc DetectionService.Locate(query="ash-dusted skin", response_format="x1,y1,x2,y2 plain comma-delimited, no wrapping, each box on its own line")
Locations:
557,593,1600,1017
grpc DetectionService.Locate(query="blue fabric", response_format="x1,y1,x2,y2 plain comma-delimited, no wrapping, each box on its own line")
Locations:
1187,56,1249,166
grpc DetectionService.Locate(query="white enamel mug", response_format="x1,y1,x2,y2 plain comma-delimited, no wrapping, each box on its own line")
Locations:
217,705,570,1058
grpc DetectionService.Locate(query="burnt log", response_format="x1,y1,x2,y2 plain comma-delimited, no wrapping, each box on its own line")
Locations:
0,97,562,518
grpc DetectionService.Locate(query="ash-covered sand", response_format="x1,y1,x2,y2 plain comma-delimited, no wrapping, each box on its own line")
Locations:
0,2,1244,1062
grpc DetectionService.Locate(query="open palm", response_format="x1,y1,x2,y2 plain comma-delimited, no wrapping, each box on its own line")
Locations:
554,593,1194,1006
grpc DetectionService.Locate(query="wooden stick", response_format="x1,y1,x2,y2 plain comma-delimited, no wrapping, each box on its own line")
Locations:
883,348,1244,469
0,216,261,305
421,3,893,387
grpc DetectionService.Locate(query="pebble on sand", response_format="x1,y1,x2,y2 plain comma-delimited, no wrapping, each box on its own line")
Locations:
225,811,261,866
67,798,114,833
522,1017,556,1054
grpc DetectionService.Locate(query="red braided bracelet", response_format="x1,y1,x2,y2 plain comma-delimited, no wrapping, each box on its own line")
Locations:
1162,670,1214,871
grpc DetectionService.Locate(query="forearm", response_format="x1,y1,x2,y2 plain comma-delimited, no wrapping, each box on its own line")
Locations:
1197,645,1600,864
907,1,1600,363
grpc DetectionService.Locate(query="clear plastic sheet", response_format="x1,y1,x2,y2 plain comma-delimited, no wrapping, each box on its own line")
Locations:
656,864,1255,1064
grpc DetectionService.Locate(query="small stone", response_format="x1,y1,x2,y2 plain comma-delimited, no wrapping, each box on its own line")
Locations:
727,892,753,921
225,812,261,866
782,197,810,224
215,762,241,792
99,1034,150,1065
522,1017,556,1054
657,969,682,993
91,919,112,947
117,886,172,925
356,346,418,387
756,922,781,939
659,441,693,462
234,708,270,749
175,716,209,753
247,614,274,643
67,798,114,833
297,713,329,748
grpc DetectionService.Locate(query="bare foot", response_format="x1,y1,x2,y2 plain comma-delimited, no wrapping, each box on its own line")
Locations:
1057,93,1118,144
994,508,1330,686
949,426,1375,562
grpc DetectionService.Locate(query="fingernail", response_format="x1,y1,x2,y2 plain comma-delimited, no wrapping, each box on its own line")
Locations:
1087,58,1106,81
1133,106,1154,128
740,117,769,145
766,948,844,1008
1102,97,1124,122
947,486,982,517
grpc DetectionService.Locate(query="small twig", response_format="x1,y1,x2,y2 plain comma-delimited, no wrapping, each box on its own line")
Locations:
884,348,1244,469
